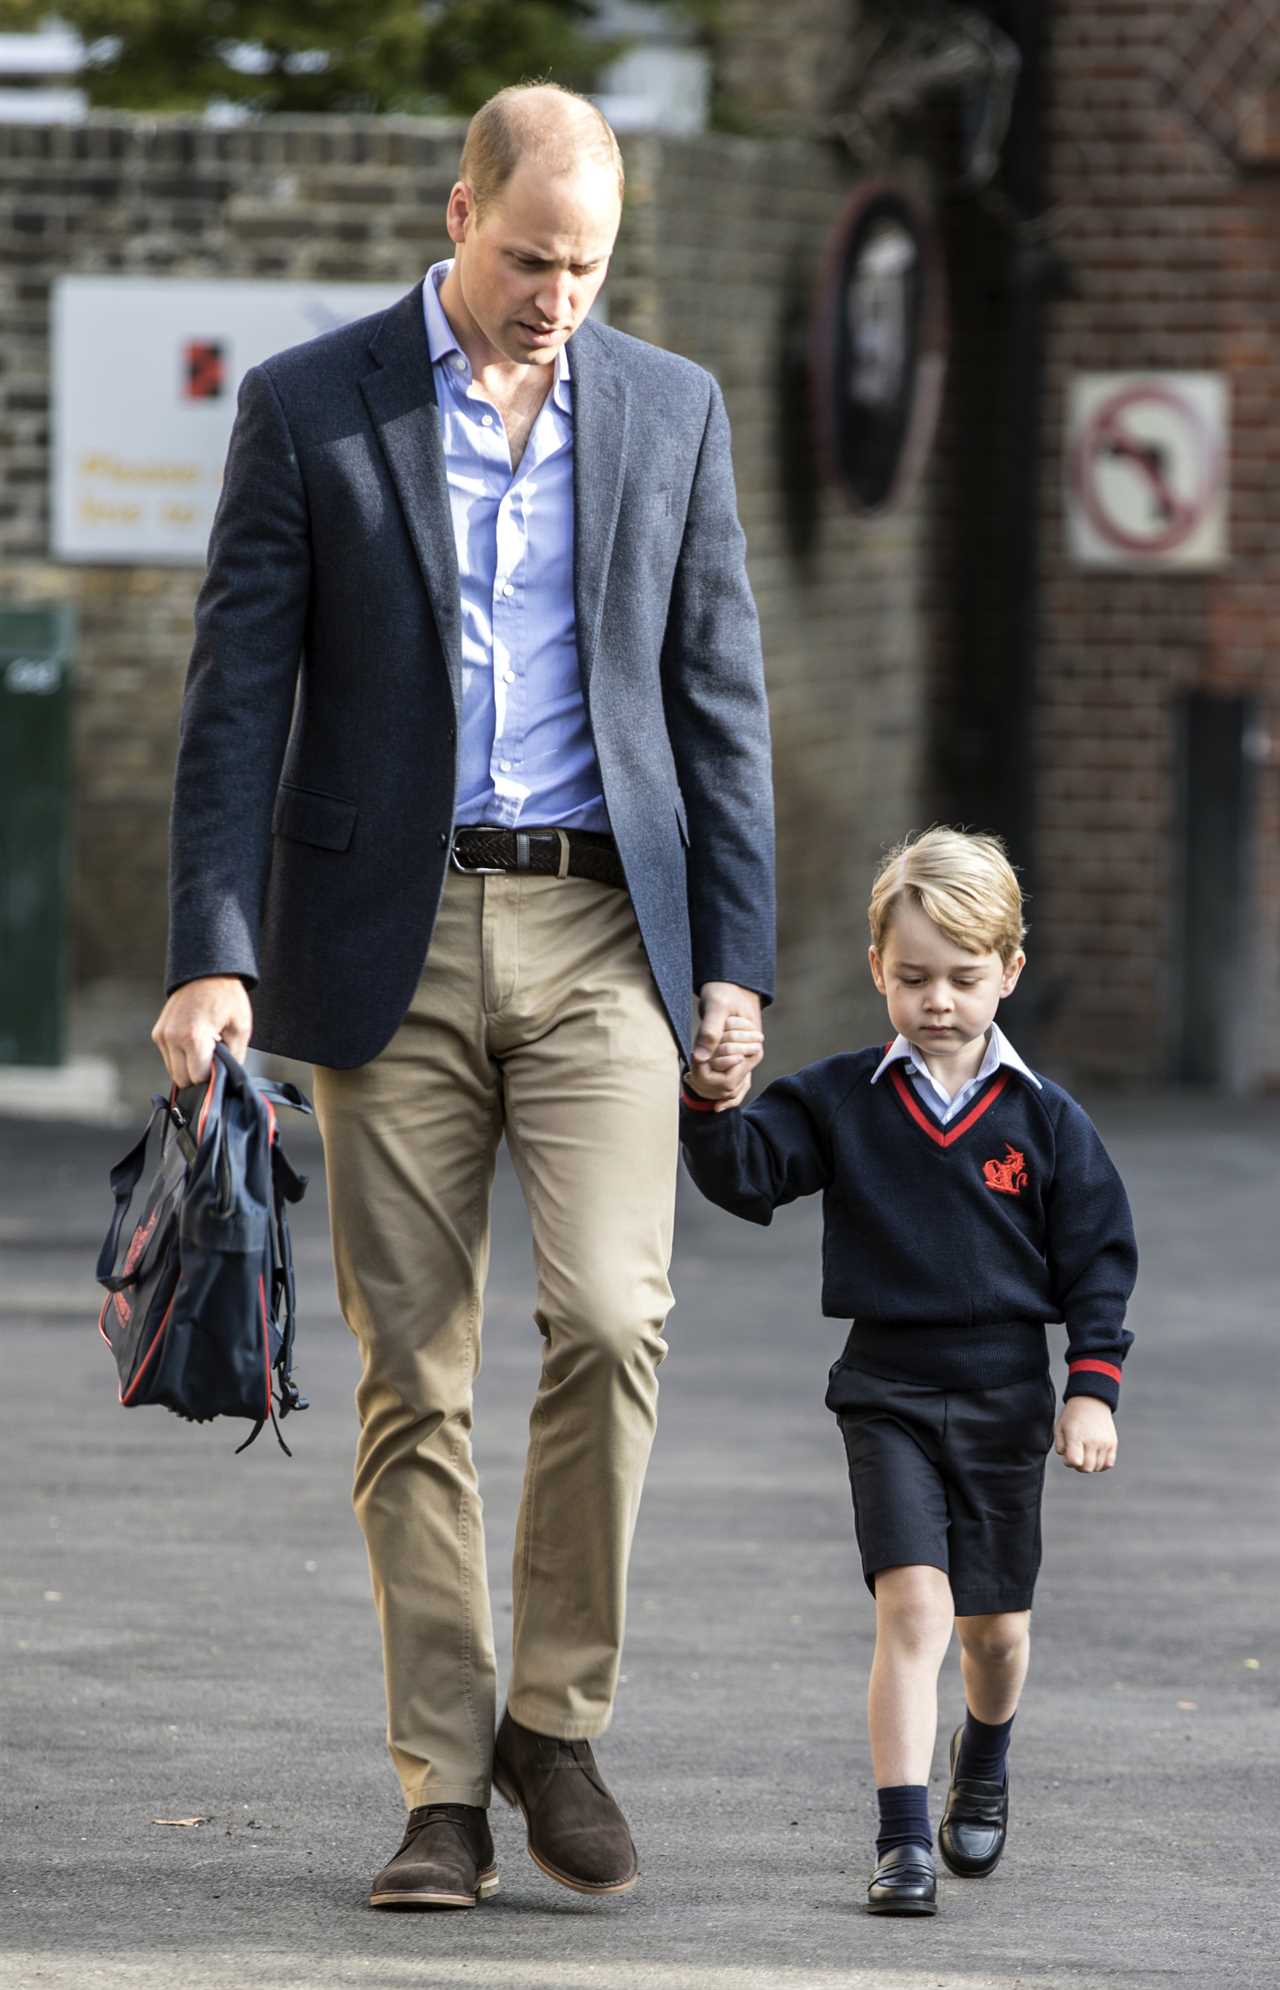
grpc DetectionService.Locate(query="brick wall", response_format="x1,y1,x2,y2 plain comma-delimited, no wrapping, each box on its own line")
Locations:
710,0,854,134
718,0,1280,1089
0,118,467,1006
10,5,1278,1090
0,112,927,1074
1031,0,1280,1086
643,133,930,1067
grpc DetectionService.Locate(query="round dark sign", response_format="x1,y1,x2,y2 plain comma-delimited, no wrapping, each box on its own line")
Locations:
812,182,948,513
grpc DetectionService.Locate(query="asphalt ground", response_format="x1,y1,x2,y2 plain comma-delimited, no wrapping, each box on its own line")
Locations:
2,1088,1278,1990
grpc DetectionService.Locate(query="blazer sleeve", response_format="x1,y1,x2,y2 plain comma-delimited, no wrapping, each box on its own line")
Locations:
165,363,311,995
659,376,775,1003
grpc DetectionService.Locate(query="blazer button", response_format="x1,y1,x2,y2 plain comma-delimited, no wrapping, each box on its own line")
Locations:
437,831,448,849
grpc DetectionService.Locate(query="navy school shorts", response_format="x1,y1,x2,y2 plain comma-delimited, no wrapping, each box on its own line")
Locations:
827,1364,1057,1616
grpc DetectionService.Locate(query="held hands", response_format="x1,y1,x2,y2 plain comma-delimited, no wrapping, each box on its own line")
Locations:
151,976,253,1090
1054,1396,1117,1474
685,983,764,1113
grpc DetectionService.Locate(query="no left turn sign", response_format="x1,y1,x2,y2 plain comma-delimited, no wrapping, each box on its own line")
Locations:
1066,372,1229,569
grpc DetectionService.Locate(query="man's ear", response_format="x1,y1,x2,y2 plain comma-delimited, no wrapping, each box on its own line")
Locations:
446,180,474,247
868,945,887,995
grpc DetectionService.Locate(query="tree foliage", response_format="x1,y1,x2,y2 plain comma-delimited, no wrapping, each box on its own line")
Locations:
0,0,652,114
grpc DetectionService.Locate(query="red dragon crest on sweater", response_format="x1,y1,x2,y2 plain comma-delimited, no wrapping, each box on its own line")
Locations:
983,1144,1028,1196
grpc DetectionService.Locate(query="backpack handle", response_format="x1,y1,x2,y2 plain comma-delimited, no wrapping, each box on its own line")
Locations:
211,1041,314,1118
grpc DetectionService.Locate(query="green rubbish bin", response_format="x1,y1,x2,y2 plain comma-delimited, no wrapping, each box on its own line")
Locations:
0,603,76,1066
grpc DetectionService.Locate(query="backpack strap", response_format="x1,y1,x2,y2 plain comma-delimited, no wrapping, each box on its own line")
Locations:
209,1044,314,1456
234,1400,294,1458
254,1076,314,1118
271,1141,308,1205
269,1141,309,1418
96,1092,199,1292
95,1100,166,1290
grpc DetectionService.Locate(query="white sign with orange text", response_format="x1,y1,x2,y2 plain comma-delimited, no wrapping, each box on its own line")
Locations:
52,277,408,564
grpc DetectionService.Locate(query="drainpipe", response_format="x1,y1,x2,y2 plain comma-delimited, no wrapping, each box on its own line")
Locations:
997,0,1053,979
938,0,1060,1051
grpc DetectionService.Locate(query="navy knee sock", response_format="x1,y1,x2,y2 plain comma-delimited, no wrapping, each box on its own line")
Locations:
875,1783,932,1857
955,1709,1015,1784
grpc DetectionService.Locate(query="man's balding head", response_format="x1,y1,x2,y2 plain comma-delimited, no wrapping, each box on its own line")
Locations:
458,82,625,217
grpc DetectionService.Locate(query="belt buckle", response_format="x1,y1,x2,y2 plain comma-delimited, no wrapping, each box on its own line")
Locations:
449,832,506,876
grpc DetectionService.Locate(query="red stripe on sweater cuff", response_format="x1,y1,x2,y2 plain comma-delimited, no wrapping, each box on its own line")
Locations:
1068,1358,1123,1385
680,1086,719,1112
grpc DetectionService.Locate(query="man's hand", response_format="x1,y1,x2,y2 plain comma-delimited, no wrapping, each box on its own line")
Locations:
151,976,253,1090
1054,1396,1117,1474
691,983,764,1113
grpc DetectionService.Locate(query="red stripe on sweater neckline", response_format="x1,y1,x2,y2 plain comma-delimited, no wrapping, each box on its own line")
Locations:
887,1064,1010,1148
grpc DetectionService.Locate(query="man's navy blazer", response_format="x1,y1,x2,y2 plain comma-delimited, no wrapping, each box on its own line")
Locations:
166,285,775,1069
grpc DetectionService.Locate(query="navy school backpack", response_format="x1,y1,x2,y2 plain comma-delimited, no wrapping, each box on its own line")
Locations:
95,1044,313,1454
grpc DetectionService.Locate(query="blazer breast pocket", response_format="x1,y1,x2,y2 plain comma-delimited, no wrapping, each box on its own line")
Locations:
272,783,357,853
635,485,677,521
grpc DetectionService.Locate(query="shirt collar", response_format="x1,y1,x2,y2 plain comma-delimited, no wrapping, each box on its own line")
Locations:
421,259,572,415
869,1022,1042,1092
986,1022,1042,1090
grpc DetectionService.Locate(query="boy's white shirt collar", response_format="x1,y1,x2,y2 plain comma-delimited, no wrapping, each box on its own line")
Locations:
870,1021,1043,1105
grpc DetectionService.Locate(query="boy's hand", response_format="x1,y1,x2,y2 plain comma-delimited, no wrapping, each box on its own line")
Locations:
686,1001,763,1113
693,986,763,1073
1054,1396,1117,1474
684,1060,754,1113
708,1013,764,1073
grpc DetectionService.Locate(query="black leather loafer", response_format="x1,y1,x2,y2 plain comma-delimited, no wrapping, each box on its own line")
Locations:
938,1724,1009,1877
866,1842,938,1915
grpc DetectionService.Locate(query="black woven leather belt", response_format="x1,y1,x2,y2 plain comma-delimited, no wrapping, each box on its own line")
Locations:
451,825,627,890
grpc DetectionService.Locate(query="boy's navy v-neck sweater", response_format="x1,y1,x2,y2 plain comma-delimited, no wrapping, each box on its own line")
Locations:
679,1047,1137,1409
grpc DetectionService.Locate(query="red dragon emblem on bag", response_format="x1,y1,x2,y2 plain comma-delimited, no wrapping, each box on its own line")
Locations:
111,1207,159,1327
983,1144,1028,1196
123,1207,158,1277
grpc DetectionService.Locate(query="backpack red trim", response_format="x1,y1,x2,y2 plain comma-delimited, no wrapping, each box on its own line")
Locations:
120,1296,176,1405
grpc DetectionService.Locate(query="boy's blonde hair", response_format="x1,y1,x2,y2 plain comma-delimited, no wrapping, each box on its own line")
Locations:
868,826,1026,964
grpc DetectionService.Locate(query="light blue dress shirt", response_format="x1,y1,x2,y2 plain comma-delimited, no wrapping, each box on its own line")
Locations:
870,1021,1043,1125
421,262,609,833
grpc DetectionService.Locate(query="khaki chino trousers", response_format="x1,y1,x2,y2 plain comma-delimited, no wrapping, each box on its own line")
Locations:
313,865,682,1808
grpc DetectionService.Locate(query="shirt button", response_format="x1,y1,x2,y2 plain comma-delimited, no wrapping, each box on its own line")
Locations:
482,414,494,427
452,355,466,373
503,669,515,683
502,582,514,598
499,760,512,772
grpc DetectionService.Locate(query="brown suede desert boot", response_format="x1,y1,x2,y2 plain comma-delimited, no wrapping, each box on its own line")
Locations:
492,1710,638,1894
368,1802,498,1909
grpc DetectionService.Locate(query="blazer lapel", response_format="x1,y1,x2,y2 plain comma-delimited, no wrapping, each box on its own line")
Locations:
569,322,629,695
359,289,463,707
